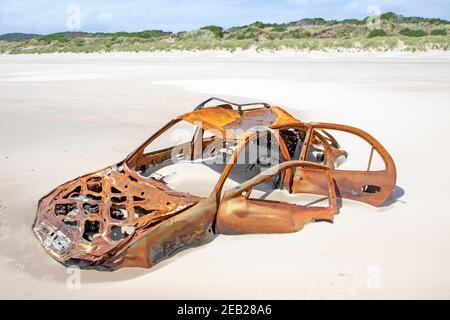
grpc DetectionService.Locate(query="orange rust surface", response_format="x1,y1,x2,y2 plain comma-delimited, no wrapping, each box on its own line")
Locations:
216,161,338,234
33,164,201,268
33,100,397,271
179,105,300,140
290,123,396,207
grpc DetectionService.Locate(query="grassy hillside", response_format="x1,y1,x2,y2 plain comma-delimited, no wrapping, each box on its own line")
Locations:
0,33,42,41
1,12,449,53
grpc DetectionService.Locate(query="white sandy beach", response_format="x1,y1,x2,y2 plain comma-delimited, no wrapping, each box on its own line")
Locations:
0,51,449,299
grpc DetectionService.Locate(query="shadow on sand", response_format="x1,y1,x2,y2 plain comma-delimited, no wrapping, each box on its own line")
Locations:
380,185,406,207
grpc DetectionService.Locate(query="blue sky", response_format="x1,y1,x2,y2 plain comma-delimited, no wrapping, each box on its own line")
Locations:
1,0,449,34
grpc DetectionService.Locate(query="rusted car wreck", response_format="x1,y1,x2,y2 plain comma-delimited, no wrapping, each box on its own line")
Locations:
33,98,397,270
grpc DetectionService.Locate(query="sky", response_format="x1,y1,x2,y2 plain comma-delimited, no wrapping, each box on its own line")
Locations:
0,0,449,35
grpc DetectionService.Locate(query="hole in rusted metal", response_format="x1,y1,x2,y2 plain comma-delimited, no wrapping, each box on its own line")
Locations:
63,186,81,199
110,225,132,240
316,152,325,162
86,177,102,193
133,196,145,201
362,185,381,194
63,219,78,228
54,203,76,216
82,220,100,241
110,205,127,220
86,194,102,201
111,196,127,203
111,186,121,194
83,203,99,215
134,206,156,217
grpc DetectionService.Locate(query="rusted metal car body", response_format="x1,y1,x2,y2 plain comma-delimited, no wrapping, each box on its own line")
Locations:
33,98,397,270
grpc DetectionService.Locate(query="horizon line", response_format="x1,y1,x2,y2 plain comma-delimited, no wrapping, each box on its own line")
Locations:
2,11,449,37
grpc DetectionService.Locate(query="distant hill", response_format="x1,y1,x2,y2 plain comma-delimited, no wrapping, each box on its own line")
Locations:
0,33,42,41
0,12,449,53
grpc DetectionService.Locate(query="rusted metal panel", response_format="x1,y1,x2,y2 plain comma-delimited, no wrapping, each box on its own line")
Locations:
216,161,338,235
33,164,202,269
290,123,397,207
102,195,217,270
179,105,301,140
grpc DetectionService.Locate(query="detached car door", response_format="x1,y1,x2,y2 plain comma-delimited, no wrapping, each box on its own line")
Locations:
215,161,338,235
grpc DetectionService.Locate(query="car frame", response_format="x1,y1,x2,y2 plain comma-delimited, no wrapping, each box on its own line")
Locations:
33,97,397,270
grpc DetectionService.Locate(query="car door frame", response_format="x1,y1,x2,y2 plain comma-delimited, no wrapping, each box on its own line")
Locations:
291,122,397,207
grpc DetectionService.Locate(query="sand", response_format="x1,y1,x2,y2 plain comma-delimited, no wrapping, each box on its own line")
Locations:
0,51,449,299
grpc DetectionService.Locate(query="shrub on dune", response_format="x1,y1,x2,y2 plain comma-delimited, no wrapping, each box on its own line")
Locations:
200,26,224,38
399,28,427,37
367,29,388,38
430,29,448,36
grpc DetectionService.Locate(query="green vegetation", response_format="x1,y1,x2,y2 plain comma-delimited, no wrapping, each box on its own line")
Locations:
339,19,363,25
200,25,224,38
431,29,448,36
37,33,69,43
367,29,388,38
399,28,428,37
1,12,449,54
116,30,170,39
287,29,311,39
271,25,287,32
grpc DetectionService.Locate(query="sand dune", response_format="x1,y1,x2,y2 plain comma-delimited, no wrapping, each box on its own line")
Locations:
0,51,449,299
